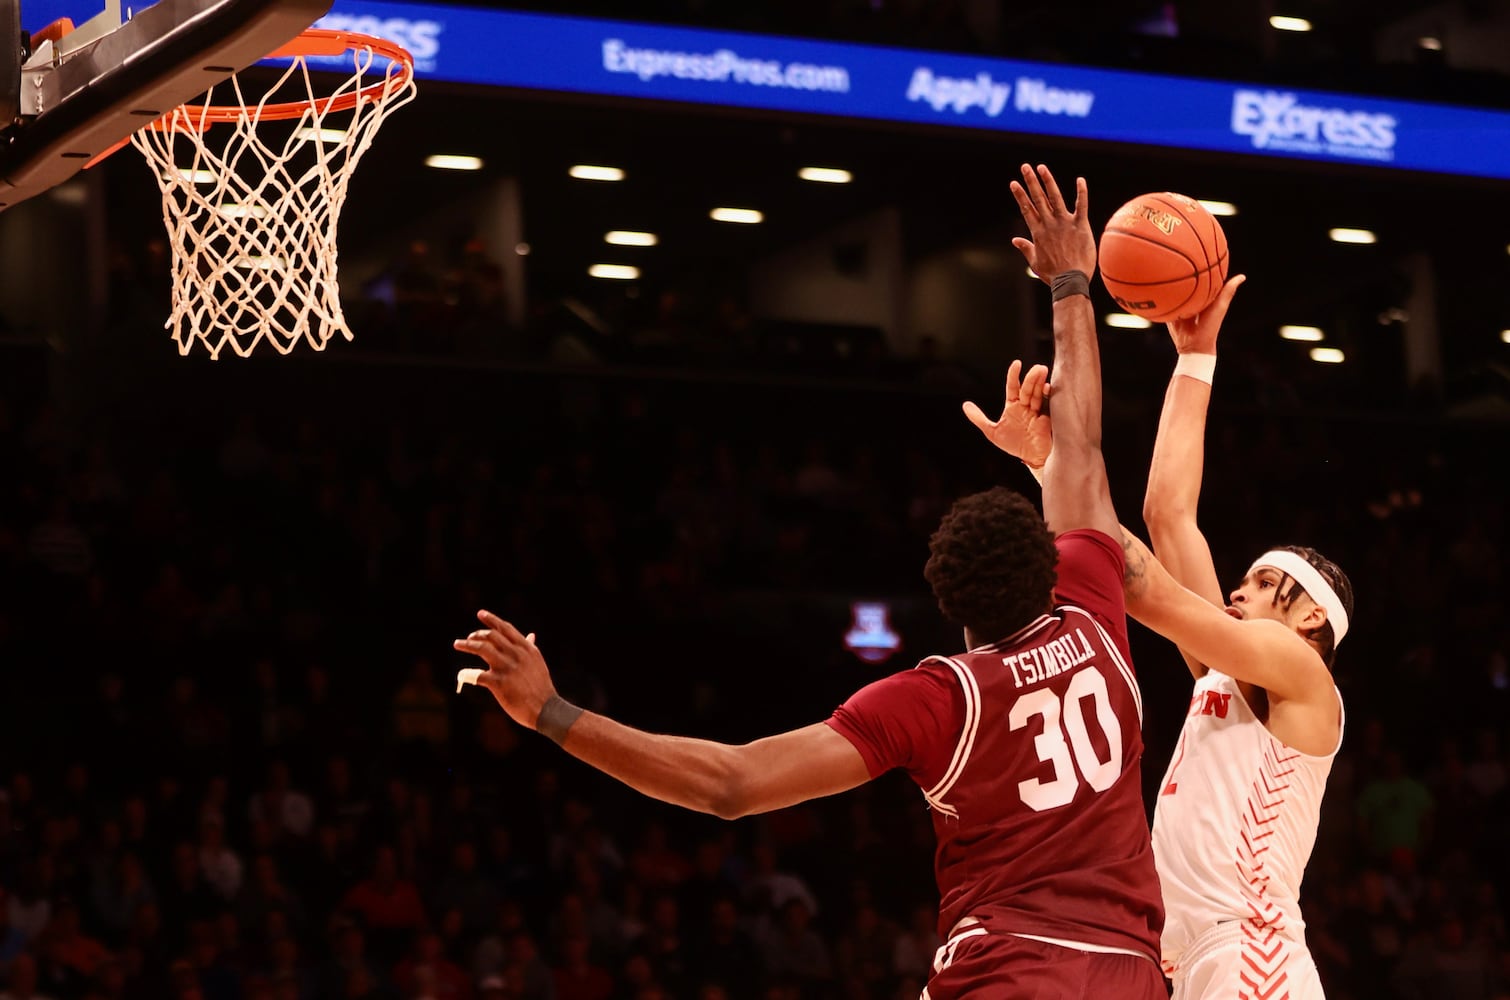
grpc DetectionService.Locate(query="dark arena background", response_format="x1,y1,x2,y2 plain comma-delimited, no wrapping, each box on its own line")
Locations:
1,1,1508,998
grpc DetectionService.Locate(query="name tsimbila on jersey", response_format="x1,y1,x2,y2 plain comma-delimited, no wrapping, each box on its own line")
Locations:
1002,629,1098,688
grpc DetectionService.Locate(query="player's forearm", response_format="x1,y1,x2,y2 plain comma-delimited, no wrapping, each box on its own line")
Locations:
1041,290,1119,537
1046,293,1103,453
554,711,746,819
1141,361,1226,609
1120,528,1327,695
1143,362,1213,529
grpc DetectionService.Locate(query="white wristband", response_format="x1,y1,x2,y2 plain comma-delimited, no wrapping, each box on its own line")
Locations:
1173,353,1216,385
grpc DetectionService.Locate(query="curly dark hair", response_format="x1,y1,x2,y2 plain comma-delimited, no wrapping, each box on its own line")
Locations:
924,487,1059,644
1267,543,1355,668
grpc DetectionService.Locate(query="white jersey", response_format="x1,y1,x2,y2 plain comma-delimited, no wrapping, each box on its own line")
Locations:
1151,670,1343,969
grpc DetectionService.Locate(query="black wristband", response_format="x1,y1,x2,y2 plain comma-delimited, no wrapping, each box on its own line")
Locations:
536,695,584,745
1050,270,1091,302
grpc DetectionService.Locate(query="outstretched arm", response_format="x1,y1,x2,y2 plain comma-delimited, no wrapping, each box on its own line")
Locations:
1142,277,1245,677
454,613,871,819
1118,529,1332,701
1008,164,1118,541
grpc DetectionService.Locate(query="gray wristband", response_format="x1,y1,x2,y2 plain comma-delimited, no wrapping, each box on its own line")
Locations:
1050,270,1091,301
536,695,584,745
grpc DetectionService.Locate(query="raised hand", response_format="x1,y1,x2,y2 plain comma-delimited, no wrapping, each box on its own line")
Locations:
1167,274,1246,354
1009,163,1096,282
964,359,1053,470
453,611,557,730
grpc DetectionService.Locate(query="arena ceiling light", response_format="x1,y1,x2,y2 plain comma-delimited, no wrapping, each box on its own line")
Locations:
1501,329,1510,344
1105,313,1152,329
605,231,658,247
1418,36,1443,50
569,165,625,181
1280,325,1325,341
425,155,483,171
1269,15,1313,31
588,263,640,280
710,207,764,224
1198,200,1238,217
1309,347,1346,364
799,167,853,184
1328,227,1377,244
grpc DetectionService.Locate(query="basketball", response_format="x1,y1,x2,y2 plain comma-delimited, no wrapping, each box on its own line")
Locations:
1098,193,1229,323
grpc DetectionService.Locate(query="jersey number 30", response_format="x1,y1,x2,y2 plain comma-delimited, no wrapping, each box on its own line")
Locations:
1009,668,1124,811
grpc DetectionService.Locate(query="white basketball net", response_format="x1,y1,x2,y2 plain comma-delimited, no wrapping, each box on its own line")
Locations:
131,41,416,359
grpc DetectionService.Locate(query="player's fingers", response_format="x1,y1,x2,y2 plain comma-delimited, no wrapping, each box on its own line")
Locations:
1037,164,1068,215
1020,163,1051,216
525,632,537,645
1023,364,1049,410
1204,274,1247,324
1010,237,1036,264
477,610,530,648
1073,177,1089,223
1005,359,1023,402
1008,180,1038,221
962,401,995,434
453,638,498,663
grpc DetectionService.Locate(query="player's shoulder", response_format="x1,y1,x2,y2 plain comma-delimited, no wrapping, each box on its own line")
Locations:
912,653,971,678
858,656,964,691
910,651,997,694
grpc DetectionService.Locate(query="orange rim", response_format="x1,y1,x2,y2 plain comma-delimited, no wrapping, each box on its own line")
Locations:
152,29,413,129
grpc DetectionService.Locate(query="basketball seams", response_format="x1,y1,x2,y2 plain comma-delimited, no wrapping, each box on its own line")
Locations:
1101,258,1227,287
1100,228,1201,275
1102,224,1200,318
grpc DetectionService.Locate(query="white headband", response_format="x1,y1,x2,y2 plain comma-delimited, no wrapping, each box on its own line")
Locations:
1248,549,1349,645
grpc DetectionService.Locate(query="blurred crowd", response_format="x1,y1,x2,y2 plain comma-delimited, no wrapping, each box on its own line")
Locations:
0,321,1506,1000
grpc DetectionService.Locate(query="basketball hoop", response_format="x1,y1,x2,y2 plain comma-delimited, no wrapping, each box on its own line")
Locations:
129,30,416,359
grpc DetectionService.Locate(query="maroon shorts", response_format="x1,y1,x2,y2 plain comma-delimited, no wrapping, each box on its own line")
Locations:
925,928,1169,1000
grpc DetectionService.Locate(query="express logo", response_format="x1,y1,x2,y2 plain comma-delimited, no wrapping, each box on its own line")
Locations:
1231,90,1396,160
316,13,443,67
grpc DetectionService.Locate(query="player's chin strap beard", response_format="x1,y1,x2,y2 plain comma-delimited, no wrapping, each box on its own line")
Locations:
1248,549,1349,645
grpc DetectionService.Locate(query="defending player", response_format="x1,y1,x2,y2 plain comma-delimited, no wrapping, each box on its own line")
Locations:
453,165,1168,998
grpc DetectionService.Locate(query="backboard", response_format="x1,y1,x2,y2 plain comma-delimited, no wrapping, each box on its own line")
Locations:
1,0,333,212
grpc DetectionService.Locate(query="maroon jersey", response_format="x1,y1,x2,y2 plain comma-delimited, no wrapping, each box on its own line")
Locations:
826,529,1162,960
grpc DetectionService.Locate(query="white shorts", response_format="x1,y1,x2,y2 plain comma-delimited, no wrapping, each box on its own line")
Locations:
1168,921,1324,1000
